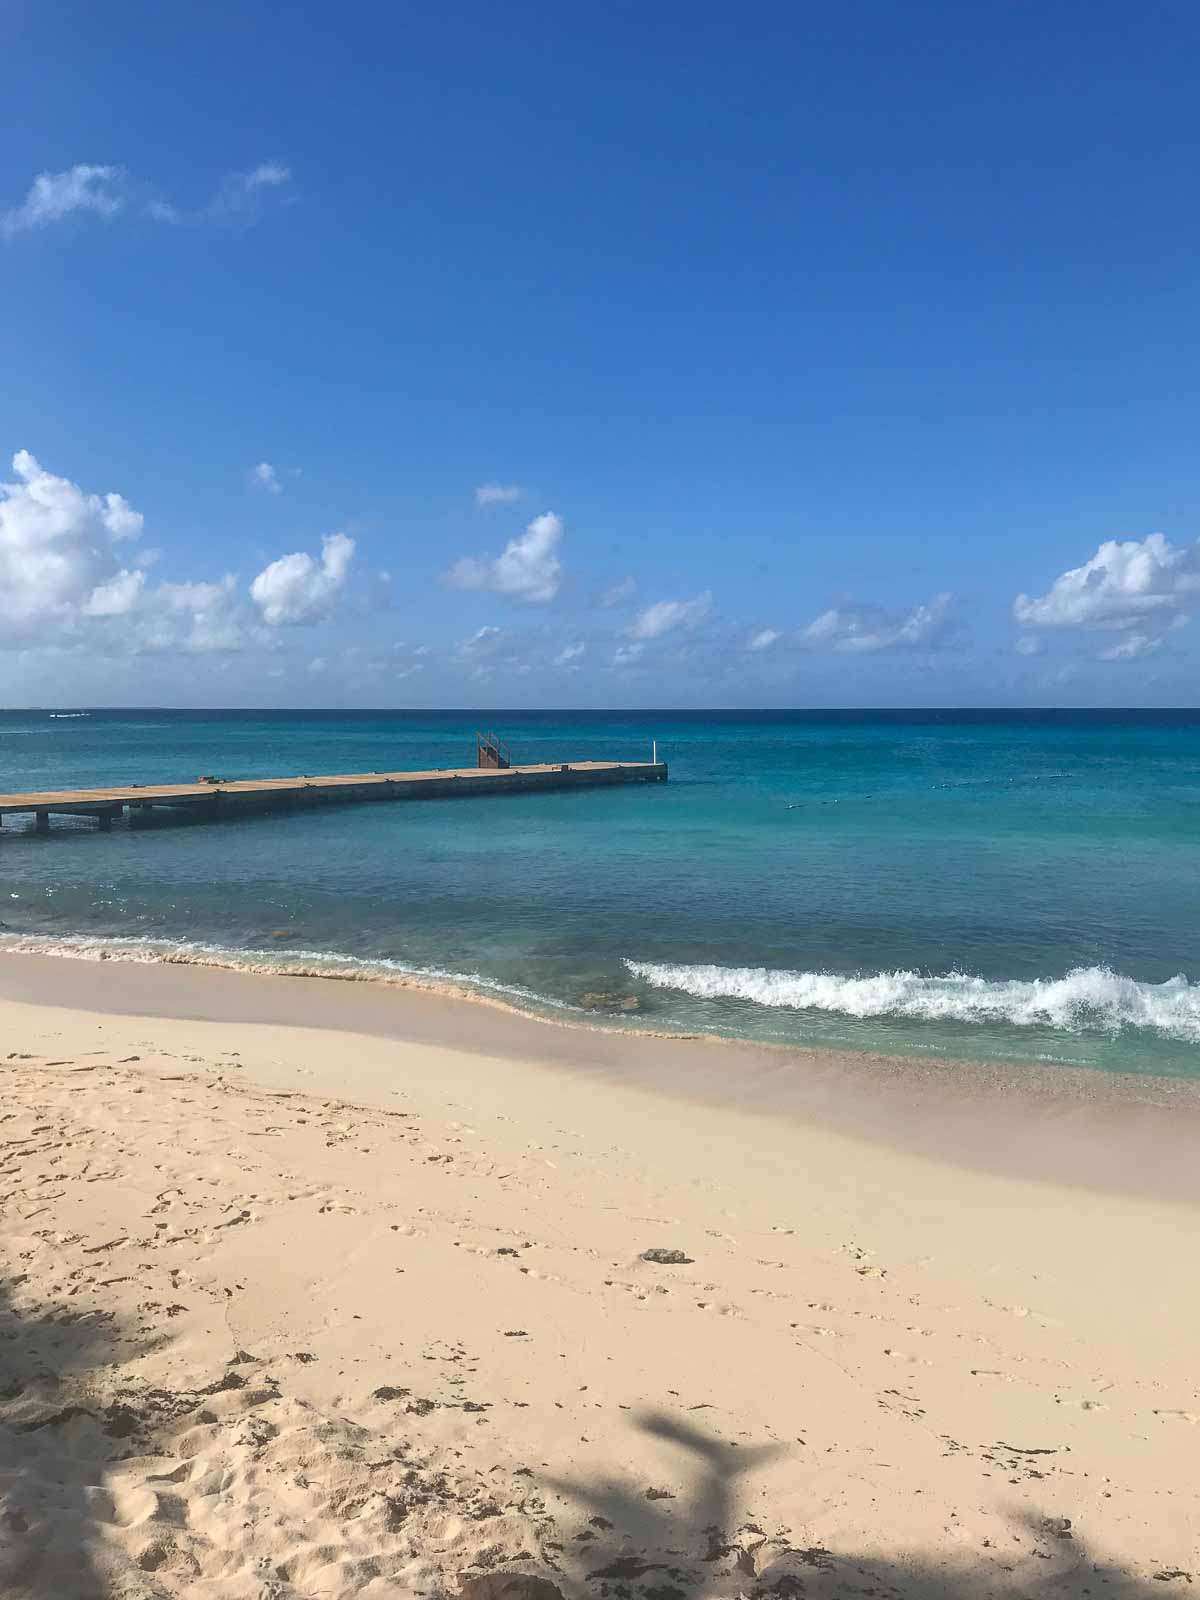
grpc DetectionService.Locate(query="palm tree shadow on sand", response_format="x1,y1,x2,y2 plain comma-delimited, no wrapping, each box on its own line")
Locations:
0,1277,152,1600
0,1296,1192,1600
540,1409,1190,1600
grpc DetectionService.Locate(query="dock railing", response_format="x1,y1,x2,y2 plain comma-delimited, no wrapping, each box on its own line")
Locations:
476,730,512,769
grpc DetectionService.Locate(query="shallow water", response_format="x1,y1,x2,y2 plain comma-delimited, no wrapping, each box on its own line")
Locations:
2,708,1199,1077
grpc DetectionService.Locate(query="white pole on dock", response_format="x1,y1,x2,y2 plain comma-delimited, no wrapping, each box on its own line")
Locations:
652,739,657,766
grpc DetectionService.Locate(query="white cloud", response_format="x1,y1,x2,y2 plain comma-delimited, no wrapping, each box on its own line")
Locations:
0,450,145,639
1098,631,1161,662
747,627,780,652
0,449,255,656
474,482,523,507
208,162,292,221
152,162,291,225
1014,534,1200,635
251,461,282,495
599,575,637,608
803,592,953,653
447,511,564,603
250,532,355,625
308,656,327,676
4,160,292,237
147,577,243,654
2,165,125,237
1014,635,1043,657
611,642,645,668
455,624,506,678
628,591,713,641
459,624,503,656
245,162,291,191
366,568,394,613
83,569,146,617
555,641,586,667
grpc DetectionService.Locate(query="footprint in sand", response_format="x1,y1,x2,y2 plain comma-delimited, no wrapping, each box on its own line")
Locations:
883,1348,934,1366
985,1299,1063,1328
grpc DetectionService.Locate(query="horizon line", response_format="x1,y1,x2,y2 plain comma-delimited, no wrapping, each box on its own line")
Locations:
4,705,1200,716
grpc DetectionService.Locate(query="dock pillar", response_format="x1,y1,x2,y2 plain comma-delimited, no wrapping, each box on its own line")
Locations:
97,810,113,831
35,810,50,834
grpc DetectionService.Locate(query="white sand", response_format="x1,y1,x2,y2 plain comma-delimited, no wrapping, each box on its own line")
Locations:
1,969,1197,1598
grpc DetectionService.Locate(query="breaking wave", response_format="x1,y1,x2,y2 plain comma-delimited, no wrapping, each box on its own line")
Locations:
625,960,1200,1042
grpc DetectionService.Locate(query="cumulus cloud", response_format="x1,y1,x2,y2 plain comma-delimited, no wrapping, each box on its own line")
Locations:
1014,535,1200,640
554,641,586,667
447,511,564,603
628,592,713,641
83,569,146,617
2,165,125,237
803,592,954,653
599,575,637,608
153,577,244,653
474,482,523,507
251,461,282,495
1098,631,1161,662
1013,635,1043,657
102,577,244,656
747,627,780,652
250,532,355,625
0,450,144,639
0,449,256,656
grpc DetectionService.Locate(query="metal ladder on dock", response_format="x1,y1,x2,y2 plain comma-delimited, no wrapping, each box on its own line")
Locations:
475,730,512,769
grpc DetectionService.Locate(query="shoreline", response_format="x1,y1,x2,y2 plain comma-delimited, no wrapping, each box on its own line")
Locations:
5,929,1196,1081
3,945,1199,1208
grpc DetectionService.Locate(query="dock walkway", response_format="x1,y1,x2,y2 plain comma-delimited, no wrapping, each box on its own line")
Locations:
0,759,668,834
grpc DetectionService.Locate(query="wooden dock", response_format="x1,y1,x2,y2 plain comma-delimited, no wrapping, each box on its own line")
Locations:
0,759,668,835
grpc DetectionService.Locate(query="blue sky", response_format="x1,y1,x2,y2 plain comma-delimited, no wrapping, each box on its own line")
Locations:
3,0,1200,707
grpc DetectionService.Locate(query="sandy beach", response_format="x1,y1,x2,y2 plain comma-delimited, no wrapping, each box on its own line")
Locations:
1,953,1197,1599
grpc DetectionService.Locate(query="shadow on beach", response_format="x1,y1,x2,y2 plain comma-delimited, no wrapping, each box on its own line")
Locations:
0,1277,148,1600
0,1279,1190,1600
543,1410,1187,1600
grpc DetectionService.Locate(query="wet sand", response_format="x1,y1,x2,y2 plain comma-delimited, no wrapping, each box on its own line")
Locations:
2,949,1198,1207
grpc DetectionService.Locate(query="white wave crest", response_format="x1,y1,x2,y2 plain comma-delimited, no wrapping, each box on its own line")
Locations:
625,960,1200,1041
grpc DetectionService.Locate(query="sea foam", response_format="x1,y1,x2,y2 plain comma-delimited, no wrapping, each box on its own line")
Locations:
625,960,1200,1041
0,931,556,1012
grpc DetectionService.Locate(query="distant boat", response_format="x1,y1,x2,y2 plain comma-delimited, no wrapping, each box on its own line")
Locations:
49,712,89,719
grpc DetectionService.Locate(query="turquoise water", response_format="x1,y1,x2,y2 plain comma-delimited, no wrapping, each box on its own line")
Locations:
2,709,1200,1077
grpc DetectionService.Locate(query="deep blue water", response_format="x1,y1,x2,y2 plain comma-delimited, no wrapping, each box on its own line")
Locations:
2,708,1199,1077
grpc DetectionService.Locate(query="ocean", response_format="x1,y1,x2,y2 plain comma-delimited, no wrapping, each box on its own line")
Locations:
2,708,1199,1078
